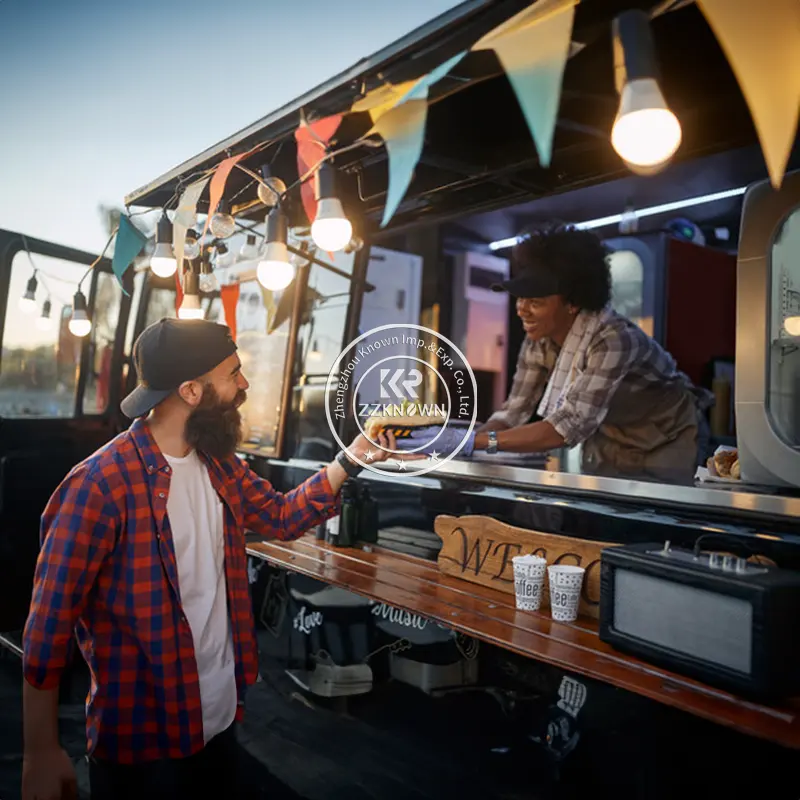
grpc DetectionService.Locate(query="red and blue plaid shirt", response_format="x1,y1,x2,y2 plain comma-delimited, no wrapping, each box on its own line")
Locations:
23,418,339,764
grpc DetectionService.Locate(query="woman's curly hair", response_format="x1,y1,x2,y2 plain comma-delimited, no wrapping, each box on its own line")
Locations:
511,225,611,312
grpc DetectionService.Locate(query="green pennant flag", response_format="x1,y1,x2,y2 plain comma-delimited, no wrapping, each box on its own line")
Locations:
111,215,148,295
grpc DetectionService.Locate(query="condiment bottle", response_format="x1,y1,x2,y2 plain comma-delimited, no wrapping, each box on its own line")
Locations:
358,484,379,544
336,480,359,547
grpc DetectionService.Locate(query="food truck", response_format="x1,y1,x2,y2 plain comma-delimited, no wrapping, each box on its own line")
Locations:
1,0,799,796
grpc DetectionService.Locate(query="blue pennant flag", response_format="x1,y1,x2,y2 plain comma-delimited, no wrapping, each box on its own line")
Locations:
111,215,148,295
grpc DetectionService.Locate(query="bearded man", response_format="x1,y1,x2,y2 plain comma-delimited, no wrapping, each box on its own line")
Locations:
21,318,394,800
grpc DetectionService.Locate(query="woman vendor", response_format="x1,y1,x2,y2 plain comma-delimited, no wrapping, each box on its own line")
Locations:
467,226,712,484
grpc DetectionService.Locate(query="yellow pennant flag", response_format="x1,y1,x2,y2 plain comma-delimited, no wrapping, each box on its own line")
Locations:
697,0,800,189
473,0,578,168
351,80,418,124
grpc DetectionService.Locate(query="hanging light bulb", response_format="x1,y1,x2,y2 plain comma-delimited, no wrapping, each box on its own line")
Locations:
257,207,295,291
178,264,205,320
151,212,178,278
239,233,259,261
68,290,92,337
311,162,352,252
785,316,800,337
183,228,201,260
215,241,234,268
610,10,681,172
257,164,287,208
199,256,219,294
36,299,52,331
209,199,236,239
19,274,38,314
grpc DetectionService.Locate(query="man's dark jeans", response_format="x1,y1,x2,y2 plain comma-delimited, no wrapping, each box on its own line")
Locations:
88,722,238,800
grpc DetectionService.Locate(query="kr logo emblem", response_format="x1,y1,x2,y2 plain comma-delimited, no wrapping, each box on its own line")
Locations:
379,367,423,400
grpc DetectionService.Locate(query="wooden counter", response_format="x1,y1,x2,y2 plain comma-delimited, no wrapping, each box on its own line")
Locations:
246,534,800,750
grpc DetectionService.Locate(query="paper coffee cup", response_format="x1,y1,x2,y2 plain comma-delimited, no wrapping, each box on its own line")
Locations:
547,565,586,622
512,555,547,611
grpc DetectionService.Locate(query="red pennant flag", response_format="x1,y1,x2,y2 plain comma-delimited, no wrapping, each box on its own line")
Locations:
201,148,257,241
175,267,183,316
295,114,342,225
221,282,240,341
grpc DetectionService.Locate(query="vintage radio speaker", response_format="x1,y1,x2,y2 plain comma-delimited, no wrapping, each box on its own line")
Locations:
599,542,800,699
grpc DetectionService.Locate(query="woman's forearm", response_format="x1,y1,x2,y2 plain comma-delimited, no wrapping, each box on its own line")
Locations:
474,420,565,453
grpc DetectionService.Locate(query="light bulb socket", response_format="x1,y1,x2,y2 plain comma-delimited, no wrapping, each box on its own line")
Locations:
260,163,273,181
612,9,659,94
246,234,256,246
216,242,229,256
73,290,88,313
156,213,173,243
266,207,288,245
200,256,213,276
185,228,198,243
23,275,38,300
314,161,338,202
183,266,200,297
41,299,52,319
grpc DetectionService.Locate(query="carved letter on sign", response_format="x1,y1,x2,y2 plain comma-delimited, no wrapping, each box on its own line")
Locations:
433,515,618,620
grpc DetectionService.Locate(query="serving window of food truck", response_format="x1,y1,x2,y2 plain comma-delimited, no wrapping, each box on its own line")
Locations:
119,0,800,795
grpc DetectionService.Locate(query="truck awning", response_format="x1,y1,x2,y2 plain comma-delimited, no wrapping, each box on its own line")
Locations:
124,0,760,237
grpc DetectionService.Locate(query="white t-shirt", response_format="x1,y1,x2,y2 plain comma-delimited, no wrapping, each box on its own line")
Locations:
164,450,237,743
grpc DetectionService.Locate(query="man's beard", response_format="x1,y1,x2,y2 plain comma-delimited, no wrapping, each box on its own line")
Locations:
185,383,247,460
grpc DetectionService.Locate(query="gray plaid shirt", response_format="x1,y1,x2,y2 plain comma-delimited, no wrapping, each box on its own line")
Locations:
488,310,711,447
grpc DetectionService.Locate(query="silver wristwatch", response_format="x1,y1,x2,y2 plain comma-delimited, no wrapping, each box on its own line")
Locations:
486,430,498,455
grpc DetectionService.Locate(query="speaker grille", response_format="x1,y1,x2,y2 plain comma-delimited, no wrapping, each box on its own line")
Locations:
613,569,753,674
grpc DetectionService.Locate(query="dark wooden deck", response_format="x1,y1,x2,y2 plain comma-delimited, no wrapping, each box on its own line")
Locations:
246,534,800,751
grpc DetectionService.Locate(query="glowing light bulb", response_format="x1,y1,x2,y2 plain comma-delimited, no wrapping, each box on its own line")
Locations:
209,202,236,238
36,299,52,331
150,212,177,277
257,243,295,291
69,290,92,337
183,230,201,260
312,198,352,252
151,243,177,278
611,78,681,168
178,268,204,319
178,295,204,319
19,275,37,314
785,316,800,337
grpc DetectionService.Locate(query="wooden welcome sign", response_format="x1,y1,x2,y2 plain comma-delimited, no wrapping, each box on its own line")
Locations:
433,515,618,620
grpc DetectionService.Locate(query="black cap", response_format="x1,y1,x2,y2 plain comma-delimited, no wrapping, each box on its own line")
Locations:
492,270,560,298
121,318,237,419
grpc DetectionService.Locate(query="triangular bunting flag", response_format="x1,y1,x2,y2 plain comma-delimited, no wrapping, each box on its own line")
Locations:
396,52,467,105
351,80,418,122
202,149,256,240
295,115,342,225
220,282,240,342
368,99,429,228
473,0,578,168
696,0,800,188
365,52,466,227
111,216,147,295
173,175,211,312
